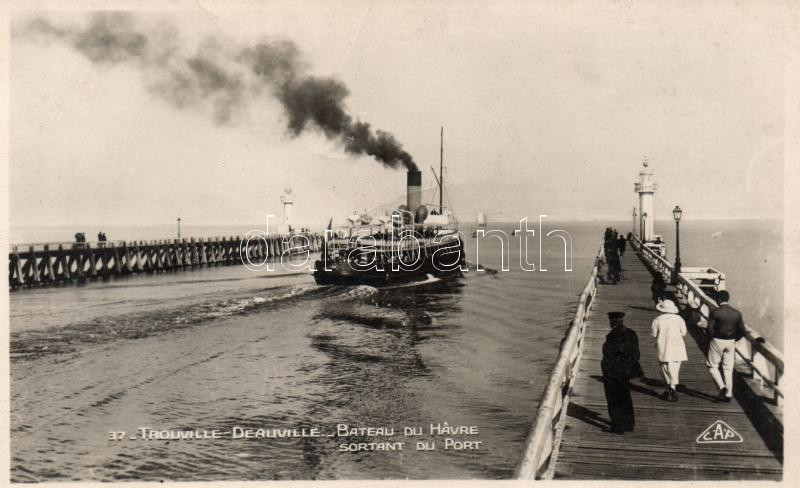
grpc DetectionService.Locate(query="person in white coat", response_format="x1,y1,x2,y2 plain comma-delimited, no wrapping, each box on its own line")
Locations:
651,299,688,402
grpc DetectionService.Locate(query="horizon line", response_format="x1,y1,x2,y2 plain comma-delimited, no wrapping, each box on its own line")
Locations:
9,216,785,228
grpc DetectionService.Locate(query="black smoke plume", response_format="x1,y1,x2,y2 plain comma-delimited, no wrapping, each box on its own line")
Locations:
21,12,417,171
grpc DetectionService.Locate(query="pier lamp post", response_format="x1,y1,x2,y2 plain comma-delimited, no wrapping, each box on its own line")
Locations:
177,218,181,239
672,205,682,281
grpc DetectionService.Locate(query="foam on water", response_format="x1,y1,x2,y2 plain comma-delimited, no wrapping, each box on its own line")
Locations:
384,274,442,288
334,284,380,299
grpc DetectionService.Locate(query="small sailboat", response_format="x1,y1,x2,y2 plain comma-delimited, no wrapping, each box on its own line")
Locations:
472,212,486,237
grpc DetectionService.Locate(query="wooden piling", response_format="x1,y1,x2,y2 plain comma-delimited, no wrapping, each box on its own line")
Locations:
9,233,322,289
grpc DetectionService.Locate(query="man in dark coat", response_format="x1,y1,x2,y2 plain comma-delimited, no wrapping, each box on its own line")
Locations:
605,244,621,283
601,311,642,434
617,234,627,256
650,275,667,305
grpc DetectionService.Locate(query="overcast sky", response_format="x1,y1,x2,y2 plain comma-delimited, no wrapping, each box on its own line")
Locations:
9,1,791,228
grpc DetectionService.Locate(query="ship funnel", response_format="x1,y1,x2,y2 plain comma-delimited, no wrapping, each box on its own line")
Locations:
407,170,422,217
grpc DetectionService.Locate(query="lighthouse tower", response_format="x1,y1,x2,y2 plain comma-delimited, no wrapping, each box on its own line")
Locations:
279,188,294,234
634,158,657,242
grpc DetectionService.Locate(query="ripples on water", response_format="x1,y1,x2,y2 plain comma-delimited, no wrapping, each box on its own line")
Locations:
14,221,778,481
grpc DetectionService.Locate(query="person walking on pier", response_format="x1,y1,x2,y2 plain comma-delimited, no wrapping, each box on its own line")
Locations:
606,244,621,283
617,234,627,257
651,299,687,402
650,275,667,305
601,312,642,434
706,290,746,402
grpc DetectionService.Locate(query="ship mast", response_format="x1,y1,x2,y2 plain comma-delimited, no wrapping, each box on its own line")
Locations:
439,126,444,214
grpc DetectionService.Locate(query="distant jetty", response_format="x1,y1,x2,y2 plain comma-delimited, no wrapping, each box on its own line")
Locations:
9,234,323,290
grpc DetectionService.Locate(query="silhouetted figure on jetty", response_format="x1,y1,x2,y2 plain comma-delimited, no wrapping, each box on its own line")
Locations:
617,235,627,256
605,241,620,284
601,312,642,434
73,232,86,249
650,275,667,305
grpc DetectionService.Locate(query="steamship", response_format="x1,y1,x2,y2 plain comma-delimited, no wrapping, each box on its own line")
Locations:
313,132,465,286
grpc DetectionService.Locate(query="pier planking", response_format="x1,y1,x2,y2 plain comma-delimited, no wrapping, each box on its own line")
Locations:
553,249,782,480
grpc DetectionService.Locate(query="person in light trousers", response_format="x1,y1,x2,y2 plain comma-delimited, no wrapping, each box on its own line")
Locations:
706,290,747,402
651,299,687,402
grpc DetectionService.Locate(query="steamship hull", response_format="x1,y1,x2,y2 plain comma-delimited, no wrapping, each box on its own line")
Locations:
313,241,464,286
316,155,463,287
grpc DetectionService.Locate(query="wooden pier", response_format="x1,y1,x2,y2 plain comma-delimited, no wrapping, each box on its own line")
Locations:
9,234,323,290
515,238,783,480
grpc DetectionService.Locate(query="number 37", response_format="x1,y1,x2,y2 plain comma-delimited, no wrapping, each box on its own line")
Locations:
108,431,126,441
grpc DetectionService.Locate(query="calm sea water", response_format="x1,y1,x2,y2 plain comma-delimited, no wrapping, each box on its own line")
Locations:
8,219,782,481
650,219,783,349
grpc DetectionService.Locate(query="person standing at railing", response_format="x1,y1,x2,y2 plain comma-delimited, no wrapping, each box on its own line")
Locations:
650,275,667,305
651,300,687,402
604,240,621,284
601,312,643,434
705,290,746,402
73,232,86,249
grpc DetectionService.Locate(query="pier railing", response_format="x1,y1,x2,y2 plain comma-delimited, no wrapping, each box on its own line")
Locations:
9,234,323,290
514,244,604,479
631,236,783,404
